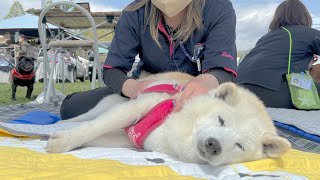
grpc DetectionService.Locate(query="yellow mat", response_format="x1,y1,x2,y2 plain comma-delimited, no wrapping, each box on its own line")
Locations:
0,146,199,180
0,129,319,180
242,149,320,180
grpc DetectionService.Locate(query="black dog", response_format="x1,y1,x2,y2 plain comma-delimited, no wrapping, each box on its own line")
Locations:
11,56,36,101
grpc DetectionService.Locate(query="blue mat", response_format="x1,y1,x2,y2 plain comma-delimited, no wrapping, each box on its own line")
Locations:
274,121,320,143
8,111,61,125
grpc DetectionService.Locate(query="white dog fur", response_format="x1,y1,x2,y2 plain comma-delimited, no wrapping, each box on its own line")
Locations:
46,72,291,166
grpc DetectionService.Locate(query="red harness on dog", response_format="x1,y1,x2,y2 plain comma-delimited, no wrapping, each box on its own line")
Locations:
124,84,183,149
11,68,35,80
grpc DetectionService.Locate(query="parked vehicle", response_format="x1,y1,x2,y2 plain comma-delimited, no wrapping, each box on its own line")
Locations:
64,55,87,82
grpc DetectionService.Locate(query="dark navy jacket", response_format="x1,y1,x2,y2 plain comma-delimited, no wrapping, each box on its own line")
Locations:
104,0,237,78
237,25,320,91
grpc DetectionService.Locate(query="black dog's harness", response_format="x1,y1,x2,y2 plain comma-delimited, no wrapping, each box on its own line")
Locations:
12,68,35,80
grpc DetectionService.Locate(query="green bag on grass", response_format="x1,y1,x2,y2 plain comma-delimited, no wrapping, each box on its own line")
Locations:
282,27,320,110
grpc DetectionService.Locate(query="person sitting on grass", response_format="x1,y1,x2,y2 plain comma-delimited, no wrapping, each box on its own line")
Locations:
236,0,320,109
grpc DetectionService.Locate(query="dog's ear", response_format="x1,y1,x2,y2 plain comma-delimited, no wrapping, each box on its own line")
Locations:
262,134,291,158
213,82,239,106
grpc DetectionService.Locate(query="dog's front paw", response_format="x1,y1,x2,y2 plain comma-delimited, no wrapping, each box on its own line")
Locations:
46,131,73,153
11,97,17,101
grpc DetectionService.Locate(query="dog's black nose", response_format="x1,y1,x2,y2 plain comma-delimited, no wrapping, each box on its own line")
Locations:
204,138,221,156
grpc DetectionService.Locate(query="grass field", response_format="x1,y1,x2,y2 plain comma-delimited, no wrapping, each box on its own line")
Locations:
0,81,93,105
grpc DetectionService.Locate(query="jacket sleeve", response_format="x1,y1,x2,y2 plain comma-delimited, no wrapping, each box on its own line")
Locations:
205,68,234,84
202,0,237,77
102,10,141,94
21,44,28,53
103,68,130,95
103,11,141,72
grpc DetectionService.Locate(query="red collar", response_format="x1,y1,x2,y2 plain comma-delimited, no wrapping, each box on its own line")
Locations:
12,68,35,80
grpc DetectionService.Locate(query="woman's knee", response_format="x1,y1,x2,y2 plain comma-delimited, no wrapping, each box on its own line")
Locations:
60,92,78,120
60,87,115,120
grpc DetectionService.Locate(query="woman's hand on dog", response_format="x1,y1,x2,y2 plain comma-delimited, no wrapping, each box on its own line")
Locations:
122,79,154,99
173,74,219,112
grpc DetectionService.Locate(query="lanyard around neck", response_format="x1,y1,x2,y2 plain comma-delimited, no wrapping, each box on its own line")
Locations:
179,42,196,62
281,27,292,74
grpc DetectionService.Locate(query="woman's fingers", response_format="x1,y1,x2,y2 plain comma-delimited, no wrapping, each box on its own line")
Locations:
173,82,210,112
173,88,194,112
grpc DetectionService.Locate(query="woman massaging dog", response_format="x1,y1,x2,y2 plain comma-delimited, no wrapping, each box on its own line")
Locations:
60,0,237,119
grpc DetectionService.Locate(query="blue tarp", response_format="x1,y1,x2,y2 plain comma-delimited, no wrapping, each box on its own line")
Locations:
274,121,320,143
8,111,61,125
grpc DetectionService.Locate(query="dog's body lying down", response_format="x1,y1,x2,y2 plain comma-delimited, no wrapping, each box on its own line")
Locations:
47,72,291,166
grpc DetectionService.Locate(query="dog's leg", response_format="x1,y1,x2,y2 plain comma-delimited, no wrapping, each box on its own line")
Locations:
83,130,134,148
58,94,128,123
46,94,167,153
26,83,33,99
11,83,18,101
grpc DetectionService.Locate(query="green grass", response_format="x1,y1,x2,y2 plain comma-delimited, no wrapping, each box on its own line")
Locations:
0,81,93,105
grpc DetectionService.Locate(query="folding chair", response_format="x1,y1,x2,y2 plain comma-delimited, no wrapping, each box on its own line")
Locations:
38,1,101,105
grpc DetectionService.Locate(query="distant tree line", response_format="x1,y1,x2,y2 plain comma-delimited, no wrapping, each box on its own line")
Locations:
4,0,75,20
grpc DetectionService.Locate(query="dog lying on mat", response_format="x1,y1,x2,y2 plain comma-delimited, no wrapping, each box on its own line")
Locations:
11,56,36,101
47,72,291,166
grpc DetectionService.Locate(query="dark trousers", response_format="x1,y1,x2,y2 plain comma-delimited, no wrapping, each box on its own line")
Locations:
241,81,320,109
60,86,123,120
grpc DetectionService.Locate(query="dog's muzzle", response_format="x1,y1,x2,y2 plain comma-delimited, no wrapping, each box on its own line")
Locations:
19,61,34,72
198,137,222,158
204,138,222,156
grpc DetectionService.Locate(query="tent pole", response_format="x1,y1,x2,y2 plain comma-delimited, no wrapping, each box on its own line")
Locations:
41,0,50,103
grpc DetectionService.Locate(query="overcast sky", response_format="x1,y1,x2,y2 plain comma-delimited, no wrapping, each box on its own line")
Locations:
0,0,319,50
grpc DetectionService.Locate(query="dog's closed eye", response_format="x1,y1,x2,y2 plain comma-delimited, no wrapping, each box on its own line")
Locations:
218,116,225,127
235,143,244,151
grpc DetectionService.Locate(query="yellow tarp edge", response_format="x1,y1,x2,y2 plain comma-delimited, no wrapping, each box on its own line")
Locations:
0,128,29,137
1,127,319,179
242,149,320,180
0,146,201,180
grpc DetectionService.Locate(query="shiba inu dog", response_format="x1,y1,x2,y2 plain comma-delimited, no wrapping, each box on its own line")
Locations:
47,72,291,166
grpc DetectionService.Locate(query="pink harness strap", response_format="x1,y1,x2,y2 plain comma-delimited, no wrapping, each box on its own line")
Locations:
142,84,184,94
125,84,183,149
125,99,175,149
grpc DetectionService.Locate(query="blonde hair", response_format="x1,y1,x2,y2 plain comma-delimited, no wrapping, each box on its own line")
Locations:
125,0,206,47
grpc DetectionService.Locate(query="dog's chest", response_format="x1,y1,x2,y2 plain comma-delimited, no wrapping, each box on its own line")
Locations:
13,76,35,86
143,125,169,152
